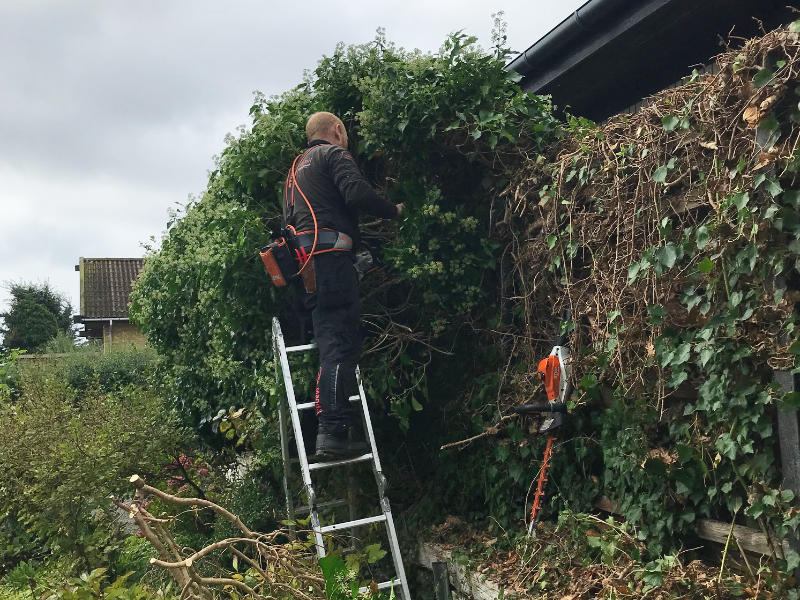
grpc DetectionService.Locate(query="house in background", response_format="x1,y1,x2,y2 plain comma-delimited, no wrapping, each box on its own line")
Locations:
507,0,796,121
73,257,146,348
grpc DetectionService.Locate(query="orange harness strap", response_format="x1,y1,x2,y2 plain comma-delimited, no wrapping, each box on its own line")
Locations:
284,149,318,276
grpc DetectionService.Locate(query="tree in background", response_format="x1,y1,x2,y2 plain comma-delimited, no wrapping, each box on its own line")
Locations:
0,282,73,352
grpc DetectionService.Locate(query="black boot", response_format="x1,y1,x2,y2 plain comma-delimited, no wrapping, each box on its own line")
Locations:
314,432,369,460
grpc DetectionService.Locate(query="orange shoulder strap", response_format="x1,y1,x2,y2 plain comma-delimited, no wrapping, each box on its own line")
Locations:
288,149,318,276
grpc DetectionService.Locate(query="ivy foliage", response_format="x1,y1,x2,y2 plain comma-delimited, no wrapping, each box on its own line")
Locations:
512,25,800,564
129,29,559,432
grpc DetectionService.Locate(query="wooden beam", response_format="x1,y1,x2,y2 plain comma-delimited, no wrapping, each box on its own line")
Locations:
596,496,787,556
775,371,800,498
695,519,788,557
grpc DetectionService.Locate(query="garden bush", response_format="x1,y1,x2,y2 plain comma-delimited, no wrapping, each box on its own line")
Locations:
0,375,193,573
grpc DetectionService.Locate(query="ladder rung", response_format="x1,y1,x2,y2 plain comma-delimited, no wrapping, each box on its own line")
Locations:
308,453,373,471
359,580,400,593
285,343,317,353
318,514,386,533
296,395,360,411
292,498,348,515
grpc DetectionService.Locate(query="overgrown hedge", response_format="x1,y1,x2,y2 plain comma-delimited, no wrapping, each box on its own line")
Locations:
510,24,800,562
127,29,561,529
127,18,800,582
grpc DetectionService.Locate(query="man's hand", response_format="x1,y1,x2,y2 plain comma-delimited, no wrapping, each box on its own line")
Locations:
395,203,405,219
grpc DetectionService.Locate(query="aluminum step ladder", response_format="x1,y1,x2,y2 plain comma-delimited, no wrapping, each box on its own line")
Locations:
272,317,411,599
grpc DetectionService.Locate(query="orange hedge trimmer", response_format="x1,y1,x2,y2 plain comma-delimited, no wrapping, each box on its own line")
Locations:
515,310,571,535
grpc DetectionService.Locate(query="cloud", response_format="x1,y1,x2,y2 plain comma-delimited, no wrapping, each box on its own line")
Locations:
0,0,586,318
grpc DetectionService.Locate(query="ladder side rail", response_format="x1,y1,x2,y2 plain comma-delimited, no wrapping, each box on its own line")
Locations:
383,504,411,600
354,366,384,473
354,366,410,600
273,327,295,520
346,474,357,551
272,318,326,556
276,377,295,519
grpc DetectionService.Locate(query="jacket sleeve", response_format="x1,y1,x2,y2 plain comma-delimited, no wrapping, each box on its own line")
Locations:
327,146,398,219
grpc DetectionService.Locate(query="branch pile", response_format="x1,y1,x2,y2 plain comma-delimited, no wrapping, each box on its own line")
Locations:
429,515,784,599
113,475,325,600
506,25,800,403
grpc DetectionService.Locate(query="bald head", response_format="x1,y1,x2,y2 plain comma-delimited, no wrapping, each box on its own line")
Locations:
306,111,348,147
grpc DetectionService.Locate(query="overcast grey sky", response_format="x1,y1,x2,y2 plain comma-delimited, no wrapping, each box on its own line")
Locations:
0,0,585,318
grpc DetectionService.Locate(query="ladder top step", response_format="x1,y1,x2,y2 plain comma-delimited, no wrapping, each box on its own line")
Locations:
358,580,401,593
296,395,360,411
318,513,387,533
285,343,317,353
308,453,373,471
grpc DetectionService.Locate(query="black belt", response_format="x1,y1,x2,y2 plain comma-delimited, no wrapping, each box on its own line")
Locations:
294,230,353,252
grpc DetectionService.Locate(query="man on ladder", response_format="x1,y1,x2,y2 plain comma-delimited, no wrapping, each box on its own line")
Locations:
283,111,404,460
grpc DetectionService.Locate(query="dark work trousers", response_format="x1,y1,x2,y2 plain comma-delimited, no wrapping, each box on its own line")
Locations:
302,252,362,438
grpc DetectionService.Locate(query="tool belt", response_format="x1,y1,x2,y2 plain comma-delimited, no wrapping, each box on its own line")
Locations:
293,229,353,256
260,228,353,293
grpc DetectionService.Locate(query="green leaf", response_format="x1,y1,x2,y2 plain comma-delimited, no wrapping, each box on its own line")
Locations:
627,262,641,284
647,304,666,324
781,392,800,409
764,204,779,221
695,226,710,250
790,20,800,33
673,343,691,365
716,434,737,460
656,243,677,269
786,549,800,572
765,178,783,198
729,291,743,308
652,165,669,184
547,235,557,249
753,67,775,89
758,114,781,148
662,115,679,132
411,397,423,411
344,553,361,573
397,120,409,133
319,555,347,598
699,346,714,367
730,191,749,210
365,543,387,563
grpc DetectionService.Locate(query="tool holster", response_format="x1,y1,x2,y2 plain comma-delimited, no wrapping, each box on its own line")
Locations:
299,256,317,294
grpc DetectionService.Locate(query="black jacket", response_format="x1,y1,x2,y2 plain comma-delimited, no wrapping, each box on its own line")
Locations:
283,140,397,248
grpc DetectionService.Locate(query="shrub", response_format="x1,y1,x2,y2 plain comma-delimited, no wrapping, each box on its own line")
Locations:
0,377,193,571
128,28,558,436
11,345,157,395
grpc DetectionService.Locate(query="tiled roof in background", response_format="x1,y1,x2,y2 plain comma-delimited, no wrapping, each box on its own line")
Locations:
79,258,144,318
